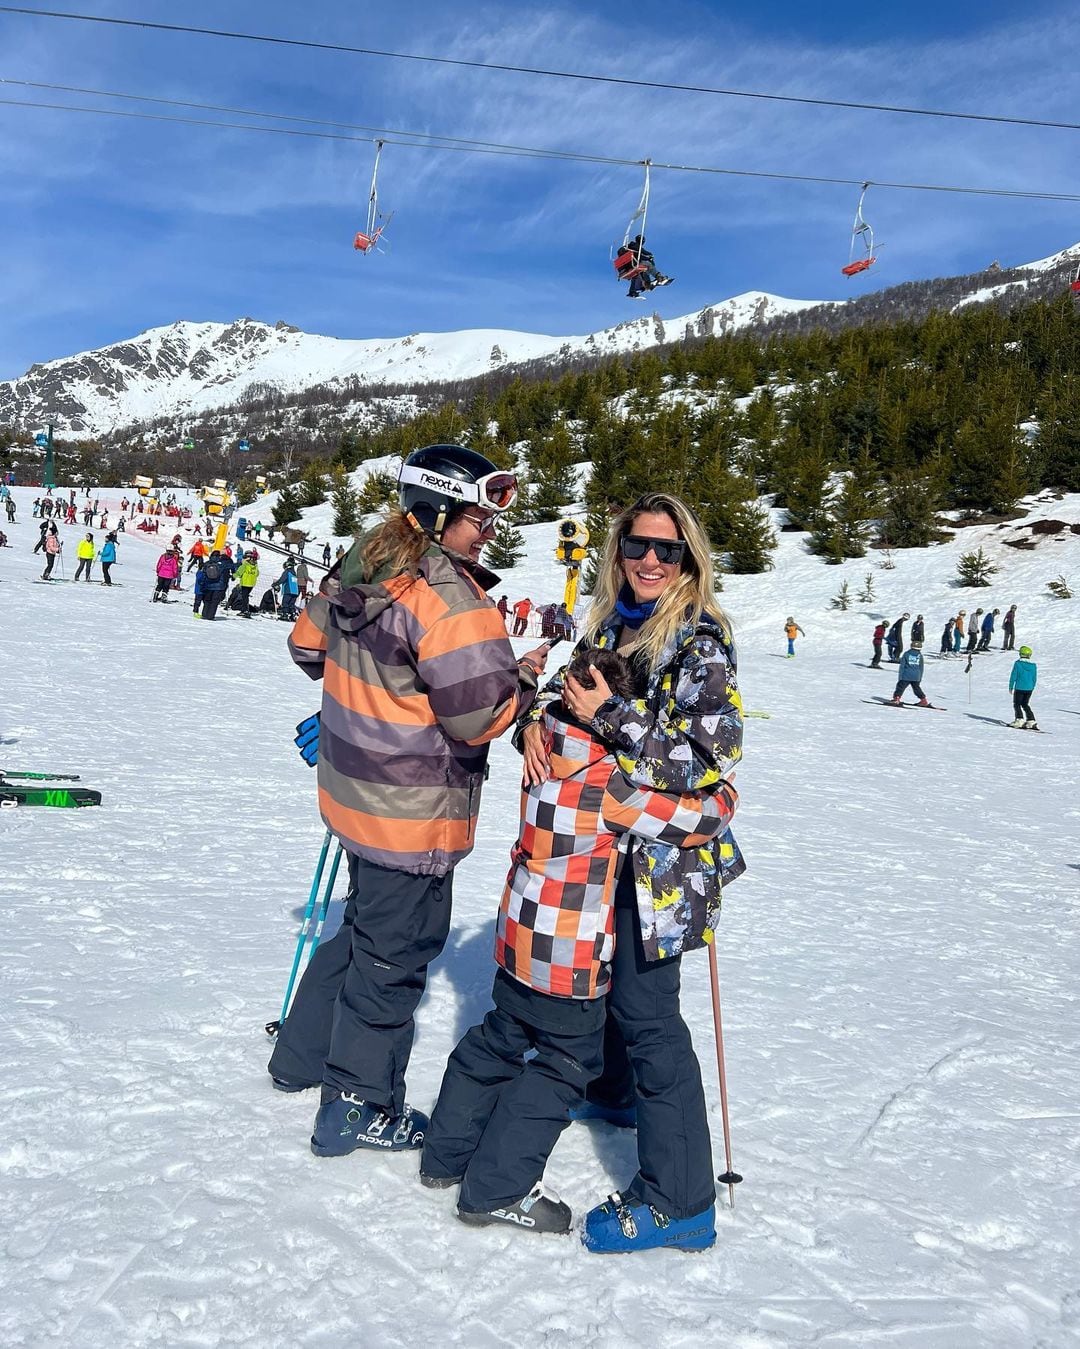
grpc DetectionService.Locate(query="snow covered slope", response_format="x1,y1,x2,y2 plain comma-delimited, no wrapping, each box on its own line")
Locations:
2,487,1079,1347
0,291,825,437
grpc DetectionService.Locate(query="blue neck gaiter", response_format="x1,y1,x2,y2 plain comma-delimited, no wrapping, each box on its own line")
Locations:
614,583,659,630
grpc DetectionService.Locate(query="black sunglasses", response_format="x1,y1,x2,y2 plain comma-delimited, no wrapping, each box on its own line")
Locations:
620,534,686,565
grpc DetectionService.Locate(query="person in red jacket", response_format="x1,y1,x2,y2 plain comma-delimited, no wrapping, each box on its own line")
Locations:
871,619,888,668
511,596,532,636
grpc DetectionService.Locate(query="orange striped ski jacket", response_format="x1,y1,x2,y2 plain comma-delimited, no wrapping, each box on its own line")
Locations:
289,538,538,875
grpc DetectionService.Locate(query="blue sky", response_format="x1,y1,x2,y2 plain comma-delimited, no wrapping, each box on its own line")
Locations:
2,0,1079,381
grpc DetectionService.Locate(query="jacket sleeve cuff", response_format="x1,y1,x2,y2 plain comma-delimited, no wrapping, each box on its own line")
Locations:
590,696,638,752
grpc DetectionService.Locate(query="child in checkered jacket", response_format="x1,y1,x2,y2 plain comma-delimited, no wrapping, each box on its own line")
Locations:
420,650,738,1233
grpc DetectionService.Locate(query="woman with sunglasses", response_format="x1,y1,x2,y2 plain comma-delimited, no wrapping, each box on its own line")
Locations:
520,492,745,1253
268,444,551,1158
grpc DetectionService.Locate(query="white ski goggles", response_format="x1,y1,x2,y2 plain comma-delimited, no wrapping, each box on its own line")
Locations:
398,463,518,512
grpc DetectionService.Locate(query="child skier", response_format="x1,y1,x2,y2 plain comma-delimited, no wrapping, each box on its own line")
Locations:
420,649,739,1236
784,616,805,657
890,642,929,706
871,619,888,667
1008,645,1038,729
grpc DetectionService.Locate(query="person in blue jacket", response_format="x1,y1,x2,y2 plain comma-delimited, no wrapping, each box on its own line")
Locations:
99,532,118,586
274,558,300,620
194,550,229,621
889,642,929,706
978,607,999,652
1008,645,1038,729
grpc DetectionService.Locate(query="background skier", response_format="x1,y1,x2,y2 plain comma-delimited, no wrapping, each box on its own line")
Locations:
1008,645,1038,729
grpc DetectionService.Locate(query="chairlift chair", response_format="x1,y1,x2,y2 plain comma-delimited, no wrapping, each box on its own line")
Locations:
612,161,652,284
353,140,393,254
841,182,879,277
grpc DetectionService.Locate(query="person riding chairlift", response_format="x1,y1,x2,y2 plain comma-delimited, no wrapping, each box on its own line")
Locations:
614,235,673,299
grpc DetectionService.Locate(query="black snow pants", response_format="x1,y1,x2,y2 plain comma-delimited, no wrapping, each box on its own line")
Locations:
268,854,452,1114
893,680,927,701
200,590,223,620
74,559,92,581
582,866,716,1219
871,640,883,667
1012,690,1034,721
101,562,113,585
422,971,605,1212
1002,626,1015,651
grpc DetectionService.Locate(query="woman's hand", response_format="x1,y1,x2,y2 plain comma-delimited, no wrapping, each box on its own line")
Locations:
521,722,551,787
563,668,614,725
519,643,550,678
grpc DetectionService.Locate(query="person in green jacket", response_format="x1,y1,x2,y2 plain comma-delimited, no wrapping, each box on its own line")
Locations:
1008,645,1038,729
234,552,259,617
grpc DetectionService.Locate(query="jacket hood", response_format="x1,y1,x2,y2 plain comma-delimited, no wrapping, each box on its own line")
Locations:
331,527,500,635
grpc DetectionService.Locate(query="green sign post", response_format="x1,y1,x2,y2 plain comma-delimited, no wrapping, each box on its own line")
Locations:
43,424,55,489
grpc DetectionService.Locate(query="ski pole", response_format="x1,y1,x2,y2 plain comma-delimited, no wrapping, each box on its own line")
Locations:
304,841,344,965
265,829,332,1036
707,941,743,1209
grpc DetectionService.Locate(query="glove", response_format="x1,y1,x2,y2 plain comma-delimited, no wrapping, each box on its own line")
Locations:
294,712,320,767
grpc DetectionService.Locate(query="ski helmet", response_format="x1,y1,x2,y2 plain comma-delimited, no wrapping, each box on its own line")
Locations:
1019,645,1032,658
398,445,517,540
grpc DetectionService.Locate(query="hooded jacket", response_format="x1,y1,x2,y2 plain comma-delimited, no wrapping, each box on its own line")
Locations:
520,610,745,963
288,528,539,876
497,700,738,999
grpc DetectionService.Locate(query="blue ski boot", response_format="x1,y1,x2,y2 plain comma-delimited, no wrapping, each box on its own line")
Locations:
311,1092,428,1157
582,1192,716,1254
568,1100,637,1128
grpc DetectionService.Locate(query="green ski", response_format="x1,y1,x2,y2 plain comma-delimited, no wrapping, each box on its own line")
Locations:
0,770,82,782
0,785,101,808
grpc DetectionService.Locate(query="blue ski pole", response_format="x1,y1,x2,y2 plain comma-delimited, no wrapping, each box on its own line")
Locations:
304,842,344,966
265,829,332,1036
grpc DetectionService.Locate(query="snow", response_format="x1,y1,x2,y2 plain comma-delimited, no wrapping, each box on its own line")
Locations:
3,484,1080,1347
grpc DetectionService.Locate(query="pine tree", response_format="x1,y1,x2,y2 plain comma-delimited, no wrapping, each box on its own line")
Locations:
956,547,998,586
857,572,876,602
298,461,329,509
1046,574,1073,599
484,516,525,569
234,476,258,506
524,422,577,522
330,467,362,536
725,501,777,573
878,473,942,548
356,469,397,514
830,580,852,610
271,483,301,528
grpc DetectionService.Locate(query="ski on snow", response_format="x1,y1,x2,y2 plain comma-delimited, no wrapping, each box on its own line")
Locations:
0,783,101,808
863,697,947,711
0,769,82,781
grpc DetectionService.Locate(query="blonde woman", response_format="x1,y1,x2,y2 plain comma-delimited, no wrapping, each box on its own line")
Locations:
524,492,745,1253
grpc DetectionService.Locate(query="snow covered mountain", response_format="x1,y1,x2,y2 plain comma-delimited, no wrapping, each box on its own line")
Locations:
4,240,1078,439
0,292,824,437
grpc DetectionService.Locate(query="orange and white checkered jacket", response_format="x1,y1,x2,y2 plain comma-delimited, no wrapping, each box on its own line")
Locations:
495,705,738,999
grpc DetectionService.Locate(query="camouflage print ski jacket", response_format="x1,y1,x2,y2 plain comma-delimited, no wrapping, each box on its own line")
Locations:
519,609,745,962
497,701,739,999
289,532,539,876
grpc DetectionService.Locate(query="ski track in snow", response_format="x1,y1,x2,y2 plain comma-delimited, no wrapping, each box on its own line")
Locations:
2,487,1079,1348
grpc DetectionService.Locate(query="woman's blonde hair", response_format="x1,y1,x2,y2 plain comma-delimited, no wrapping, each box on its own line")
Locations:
582,492,728,669
358,507,430,581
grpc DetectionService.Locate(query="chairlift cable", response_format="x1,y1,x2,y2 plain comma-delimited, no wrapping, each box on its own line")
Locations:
4,6,1080,136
